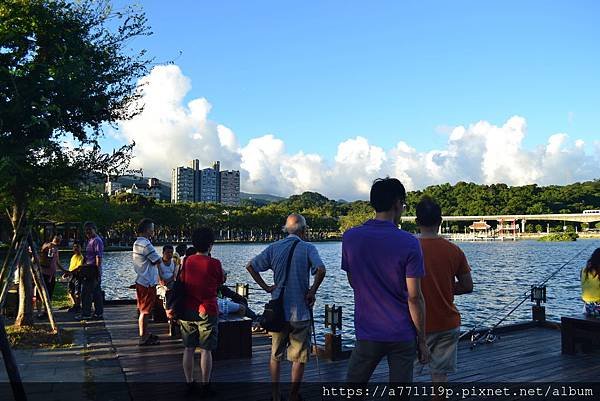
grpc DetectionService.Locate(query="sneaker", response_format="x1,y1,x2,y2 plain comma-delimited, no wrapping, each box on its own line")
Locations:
185,382,199,396
75,314,92,321
138,334,160,346
199,384,216,398
91,314,103,320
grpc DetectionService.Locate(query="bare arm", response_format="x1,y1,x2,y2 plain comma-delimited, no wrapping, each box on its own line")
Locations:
406,277,430,364
454,272,473,295
306,266,326,307
246,262,276,293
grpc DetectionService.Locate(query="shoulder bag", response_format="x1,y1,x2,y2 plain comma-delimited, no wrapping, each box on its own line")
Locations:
259,239,300,332
167,257,187,318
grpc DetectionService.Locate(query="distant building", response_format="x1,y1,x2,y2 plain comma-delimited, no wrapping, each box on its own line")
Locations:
105,176,171,201
220,170,241,205
171,160,240,205
171,167,195,203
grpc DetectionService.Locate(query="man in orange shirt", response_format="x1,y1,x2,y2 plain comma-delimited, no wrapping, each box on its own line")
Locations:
416,197,473,383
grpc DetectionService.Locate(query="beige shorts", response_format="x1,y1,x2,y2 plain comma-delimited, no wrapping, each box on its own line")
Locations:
270,320,311,363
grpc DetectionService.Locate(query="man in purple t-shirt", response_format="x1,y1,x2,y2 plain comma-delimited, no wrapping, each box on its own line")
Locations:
76,221,104,320
342,178,430,384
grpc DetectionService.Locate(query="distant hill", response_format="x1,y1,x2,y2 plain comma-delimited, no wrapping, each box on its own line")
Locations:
240,192,286,203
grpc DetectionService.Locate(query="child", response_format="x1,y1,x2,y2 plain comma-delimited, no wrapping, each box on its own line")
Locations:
158,245,178,336
67,243,84,313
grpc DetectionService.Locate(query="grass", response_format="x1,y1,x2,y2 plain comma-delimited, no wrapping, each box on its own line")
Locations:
5,325,74,349
52,280,72,310
4,281,75,349
538,232,579,242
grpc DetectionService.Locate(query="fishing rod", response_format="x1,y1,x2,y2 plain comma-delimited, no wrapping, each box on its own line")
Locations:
464,240,598,347
309,307,322,382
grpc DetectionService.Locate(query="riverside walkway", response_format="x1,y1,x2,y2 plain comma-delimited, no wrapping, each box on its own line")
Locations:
1,303,599,400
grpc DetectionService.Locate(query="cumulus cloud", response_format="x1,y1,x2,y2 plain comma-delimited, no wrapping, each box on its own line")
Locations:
116,65,600,200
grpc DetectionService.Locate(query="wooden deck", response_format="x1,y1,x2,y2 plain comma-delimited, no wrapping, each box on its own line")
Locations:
102,304,599,400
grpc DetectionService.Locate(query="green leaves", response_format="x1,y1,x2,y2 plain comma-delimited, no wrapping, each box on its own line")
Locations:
0,0,151,223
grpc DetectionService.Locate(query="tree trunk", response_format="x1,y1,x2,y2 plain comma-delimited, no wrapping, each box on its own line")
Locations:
12,199,34,328
14,262,33,327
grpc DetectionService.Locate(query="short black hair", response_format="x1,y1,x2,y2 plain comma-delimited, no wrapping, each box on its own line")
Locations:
136,218,154,234
83,221,97,230
163,244,174,252
416,196,442,226
185,246,197,257
175,244,187,256
369,178,406,213
192,227,215,253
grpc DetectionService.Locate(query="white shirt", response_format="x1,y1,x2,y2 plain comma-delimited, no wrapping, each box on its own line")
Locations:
159,259,175,282
133,237,161,287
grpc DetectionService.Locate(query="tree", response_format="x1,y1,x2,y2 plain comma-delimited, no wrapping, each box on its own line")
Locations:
0,0,151,327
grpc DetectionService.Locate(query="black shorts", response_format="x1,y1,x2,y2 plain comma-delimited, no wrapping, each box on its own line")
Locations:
68,274,81,296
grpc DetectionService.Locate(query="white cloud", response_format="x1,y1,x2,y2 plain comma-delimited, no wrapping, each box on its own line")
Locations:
115,65,600,200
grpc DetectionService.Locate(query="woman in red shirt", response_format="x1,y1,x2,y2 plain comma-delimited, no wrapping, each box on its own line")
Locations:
179,227,224,396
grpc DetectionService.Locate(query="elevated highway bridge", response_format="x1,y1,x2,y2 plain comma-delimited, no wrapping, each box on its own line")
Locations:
401,212,600,226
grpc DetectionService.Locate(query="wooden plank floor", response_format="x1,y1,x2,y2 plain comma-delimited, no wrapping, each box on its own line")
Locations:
102,304,599,400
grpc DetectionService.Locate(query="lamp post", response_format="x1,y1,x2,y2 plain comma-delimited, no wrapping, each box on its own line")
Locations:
324,304,345,360
531,285,547,322
235,283,249,300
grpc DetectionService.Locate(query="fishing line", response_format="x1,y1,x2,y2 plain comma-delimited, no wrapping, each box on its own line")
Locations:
462,240,598,344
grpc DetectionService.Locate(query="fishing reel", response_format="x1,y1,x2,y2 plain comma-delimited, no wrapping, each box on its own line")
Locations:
470,332,499,349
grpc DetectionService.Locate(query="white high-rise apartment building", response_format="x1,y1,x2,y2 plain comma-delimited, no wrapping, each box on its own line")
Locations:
171,160,240,204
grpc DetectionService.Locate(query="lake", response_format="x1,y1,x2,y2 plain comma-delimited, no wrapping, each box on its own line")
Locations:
72,239,600,343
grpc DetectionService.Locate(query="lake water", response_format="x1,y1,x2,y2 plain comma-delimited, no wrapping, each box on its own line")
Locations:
74,239,600,343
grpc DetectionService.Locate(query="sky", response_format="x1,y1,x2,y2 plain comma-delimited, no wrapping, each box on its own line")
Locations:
102,0,600,199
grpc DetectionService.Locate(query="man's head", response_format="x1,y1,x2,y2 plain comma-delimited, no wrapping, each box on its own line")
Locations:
73,243,81,255
416,197,443,229
162,244,174,261
83,222,97,239
370,178,407,223
192,227,215,254
284,214,307,238
185,246,197,257
136,218,155,238
51,235,62,246
175,244,187,257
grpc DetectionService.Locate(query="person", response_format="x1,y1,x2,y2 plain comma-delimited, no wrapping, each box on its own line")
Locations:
37,235,66,318
416,197,473,383
342,178,430,385
174,243,187,275
157,244,178,336
581,248,600,317
217,271,259,321
76,222,105,321
66,243,85,313
178,227,224,396
133,218,162,346
246,214,326,401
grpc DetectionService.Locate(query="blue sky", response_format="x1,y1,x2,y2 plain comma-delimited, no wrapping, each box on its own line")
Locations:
107,1,600,197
